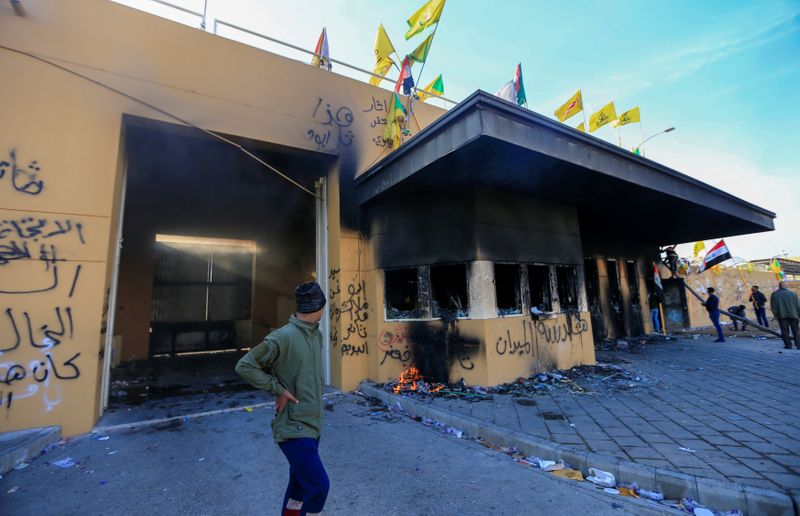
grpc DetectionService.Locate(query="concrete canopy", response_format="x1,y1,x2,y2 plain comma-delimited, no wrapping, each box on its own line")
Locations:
355,91,775,244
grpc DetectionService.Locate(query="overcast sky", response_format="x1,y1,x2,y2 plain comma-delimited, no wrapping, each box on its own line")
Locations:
115,0,800,260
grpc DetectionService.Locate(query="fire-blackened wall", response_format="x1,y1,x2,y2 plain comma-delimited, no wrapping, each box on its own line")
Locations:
361,186,595,386
366,186,584,268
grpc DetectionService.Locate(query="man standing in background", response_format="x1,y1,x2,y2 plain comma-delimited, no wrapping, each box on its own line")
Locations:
705,287,725,342
749,286,769,328
770,281,800,350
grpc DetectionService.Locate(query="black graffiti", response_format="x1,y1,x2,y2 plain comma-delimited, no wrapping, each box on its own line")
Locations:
362,96,388,113
380,347,412,365
371,135,391,148
496,320,534,356
341,342,368,357
328,269,340,348
0,217,84,244
1,306,75,352
0,149,45,195
341,280,368,341
68,265,82,298
535,313,590,344
0,352,81,386
306,98,354,151
409,313,480,383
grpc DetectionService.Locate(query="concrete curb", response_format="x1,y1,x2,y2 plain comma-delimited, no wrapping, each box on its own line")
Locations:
0,426,61,475
359,383,796,516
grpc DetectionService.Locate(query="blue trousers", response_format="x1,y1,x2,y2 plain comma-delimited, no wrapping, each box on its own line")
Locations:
650,309,661,333
709,310,724,341
278,438,329,515
755,307,769,327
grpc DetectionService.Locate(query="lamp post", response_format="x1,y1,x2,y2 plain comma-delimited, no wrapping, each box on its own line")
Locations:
633,127,675,157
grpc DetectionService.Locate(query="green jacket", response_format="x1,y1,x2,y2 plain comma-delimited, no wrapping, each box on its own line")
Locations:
770,287,800,319
235,315,324,443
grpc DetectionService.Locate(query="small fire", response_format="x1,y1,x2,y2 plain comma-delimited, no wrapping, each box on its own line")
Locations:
392,366,445,394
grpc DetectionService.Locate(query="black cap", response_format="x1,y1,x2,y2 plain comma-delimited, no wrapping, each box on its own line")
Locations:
295,281,326,313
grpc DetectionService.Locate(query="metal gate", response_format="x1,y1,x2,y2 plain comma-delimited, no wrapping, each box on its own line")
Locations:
149,238,254,356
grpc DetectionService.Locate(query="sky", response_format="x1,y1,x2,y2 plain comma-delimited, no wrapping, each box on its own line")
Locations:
115,0,800,260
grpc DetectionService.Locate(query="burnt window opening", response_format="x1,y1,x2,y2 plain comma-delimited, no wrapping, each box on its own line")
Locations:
584,258,601,309
626,261,641,305
556,265,579,312
495,263,522,316
430,264,469,318
385,268,421,320
527,264,553,313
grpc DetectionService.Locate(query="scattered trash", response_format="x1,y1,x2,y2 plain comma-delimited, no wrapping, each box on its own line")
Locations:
443,427,463,438
604,488,620,495
617,486,638,497
13,462,29,470
693,509,715,516
198,457,205,462
543,460,565,472
551,468,584,480
7,486,19,494
182,416,190,423
52,457,76,468
678,447,697,453
108,450,119,455
586,468,616,487
243,407,254,413
99,480,107,485
92,435,110,441
637,489,664,501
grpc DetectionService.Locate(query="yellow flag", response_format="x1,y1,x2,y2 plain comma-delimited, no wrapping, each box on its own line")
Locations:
370,57,394,86
693,241,705,258
576,122,585,133
384,92,407,148
418,74,444,102
589,101,617,132
554,90,583,122
616,106,641,127
405,0,445,40
373,23,395,65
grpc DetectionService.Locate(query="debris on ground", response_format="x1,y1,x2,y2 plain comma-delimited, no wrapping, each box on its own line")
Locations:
586,468,616,487
51,457,77,468
379,362,653,401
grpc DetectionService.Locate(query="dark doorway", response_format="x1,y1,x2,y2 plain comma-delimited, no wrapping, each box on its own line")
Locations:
606,260,626,337
663,278,689,330
584,258,606,342
625,260,645,336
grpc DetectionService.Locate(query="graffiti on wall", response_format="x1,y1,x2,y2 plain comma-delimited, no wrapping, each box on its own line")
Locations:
494,313,590,361
1,153,86,415
306,98,354,152
0,149,45,196
379,327,412,365
534,312,590,345
408,314,480,383
363,96,392,148
328,269,370,358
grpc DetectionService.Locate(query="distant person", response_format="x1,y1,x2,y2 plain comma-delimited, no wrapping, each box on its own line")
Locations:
748,286,769,328
727,305,748,331
705,287,724,342
648,285,663,333
770,281,800,350
235,281,329,516
660,245,679,278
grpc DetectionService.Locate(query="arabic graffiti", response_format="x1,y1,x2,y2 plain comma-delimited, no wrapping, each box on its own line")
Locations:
305,98,354,151
329,269,370,359
341,280,368,341
379,328,412,365
0,217,85,244
363,96,394,148
0,149,45,195
328,268,340,350
534,313,590,344
495,319,534,357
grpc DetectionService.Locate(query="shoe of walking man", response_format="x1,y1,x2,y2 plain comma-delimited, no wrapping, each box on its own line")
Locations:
705,287,725,342
236,281,329,515
770,281,800,350
749,285,769,328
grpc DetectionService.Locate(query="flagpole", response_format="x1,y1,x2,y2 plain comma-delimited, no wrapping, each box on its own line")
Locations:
658,303,666,336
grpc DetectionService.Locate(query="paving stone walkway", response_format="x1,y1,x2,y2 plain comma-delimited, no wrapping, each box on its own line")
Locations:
429,335,800,493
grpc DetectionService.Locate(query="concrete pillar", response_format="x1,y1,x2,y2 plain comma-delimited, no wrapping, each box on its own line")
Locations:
468,261,497,319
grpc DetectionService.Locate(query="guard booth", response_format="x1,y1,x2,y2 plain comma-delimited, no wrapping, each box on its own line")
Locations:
662,278,690,330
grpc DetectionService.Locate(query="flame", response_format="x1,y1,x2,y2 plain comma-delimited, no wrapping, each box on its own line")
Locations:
392,366,446,394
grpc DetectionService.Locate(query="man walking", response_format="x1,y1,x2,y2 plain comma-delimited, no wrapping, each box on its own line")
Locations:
770,281,800,350
749,286,769,328
236,282,329,516
705,287,725,342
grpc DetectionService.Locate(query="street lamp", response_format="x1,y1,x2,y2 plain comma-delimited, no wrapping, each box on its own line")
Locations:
633,127,675,156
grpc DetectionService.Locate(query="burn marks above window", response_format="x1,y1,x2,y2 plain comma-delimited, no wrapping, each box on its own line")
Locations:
385,268,421,320
495,263,522,316
430,264,469,318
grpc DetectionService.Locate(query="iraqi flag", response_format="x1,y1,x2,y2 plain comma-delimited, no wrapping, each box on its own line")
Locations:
394,55,414,95
698,239,732,272
653,262,663,291
311,28,331,70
